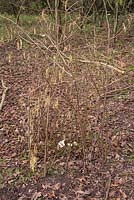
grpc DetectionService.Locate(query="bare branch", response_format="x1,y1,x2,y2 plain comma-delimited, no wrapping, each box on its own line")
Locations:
0,79,8,112
105,173,112,200
78,59,125,74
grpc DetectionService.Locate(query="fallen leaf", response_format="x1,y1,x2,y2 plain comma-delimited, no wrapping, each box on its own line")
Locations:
47,191,55,198
53,182,61,190
118,178,125,185
77,176,86,183
76,190,85,194
119,189,127,199
31,191,42,200
18,195,26,200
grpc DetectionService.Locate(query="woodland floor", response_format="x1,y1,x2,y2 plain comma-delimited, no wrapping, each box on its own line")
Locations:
0,32,134,200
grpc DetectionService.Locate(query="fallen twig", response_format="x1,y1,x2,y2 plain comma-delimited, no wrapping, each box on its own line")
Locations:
0,79,8,112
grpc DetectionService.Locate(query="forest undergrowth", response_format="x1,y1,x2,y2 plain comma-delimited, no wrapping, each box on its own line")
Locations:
0,13,134,199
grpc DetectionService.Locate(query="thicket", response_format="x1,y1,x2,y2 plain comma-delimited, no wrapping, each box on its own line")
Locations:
0,0,133,176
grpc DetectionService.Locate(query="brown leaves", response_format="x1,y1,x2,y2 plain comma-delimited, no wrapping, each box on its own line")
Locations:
53,182,61,191
112,177,127,187
42,182,61,191
31,191,42,200
40,181,62,199
119,189,127,199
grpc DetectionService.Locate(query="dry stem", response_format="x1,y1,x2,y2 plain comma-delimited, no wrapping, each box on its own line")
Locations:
0,79,8,112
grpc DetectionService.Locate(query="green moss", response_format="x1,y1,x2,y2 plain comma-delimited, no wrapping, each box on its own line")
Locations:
126,66,134,72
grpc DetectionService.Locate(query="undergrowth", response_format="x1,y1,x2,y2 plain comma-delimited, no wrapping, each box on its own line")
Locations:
0,12,133,177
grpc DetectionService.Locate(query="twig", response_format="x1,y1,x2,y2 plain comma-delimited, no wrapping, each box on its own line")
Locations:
0,14,52,53
78,59,125,74
99,61,125,74
0,79,8,112
44,95,50,177
100,85,134,99
105,173,112,200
